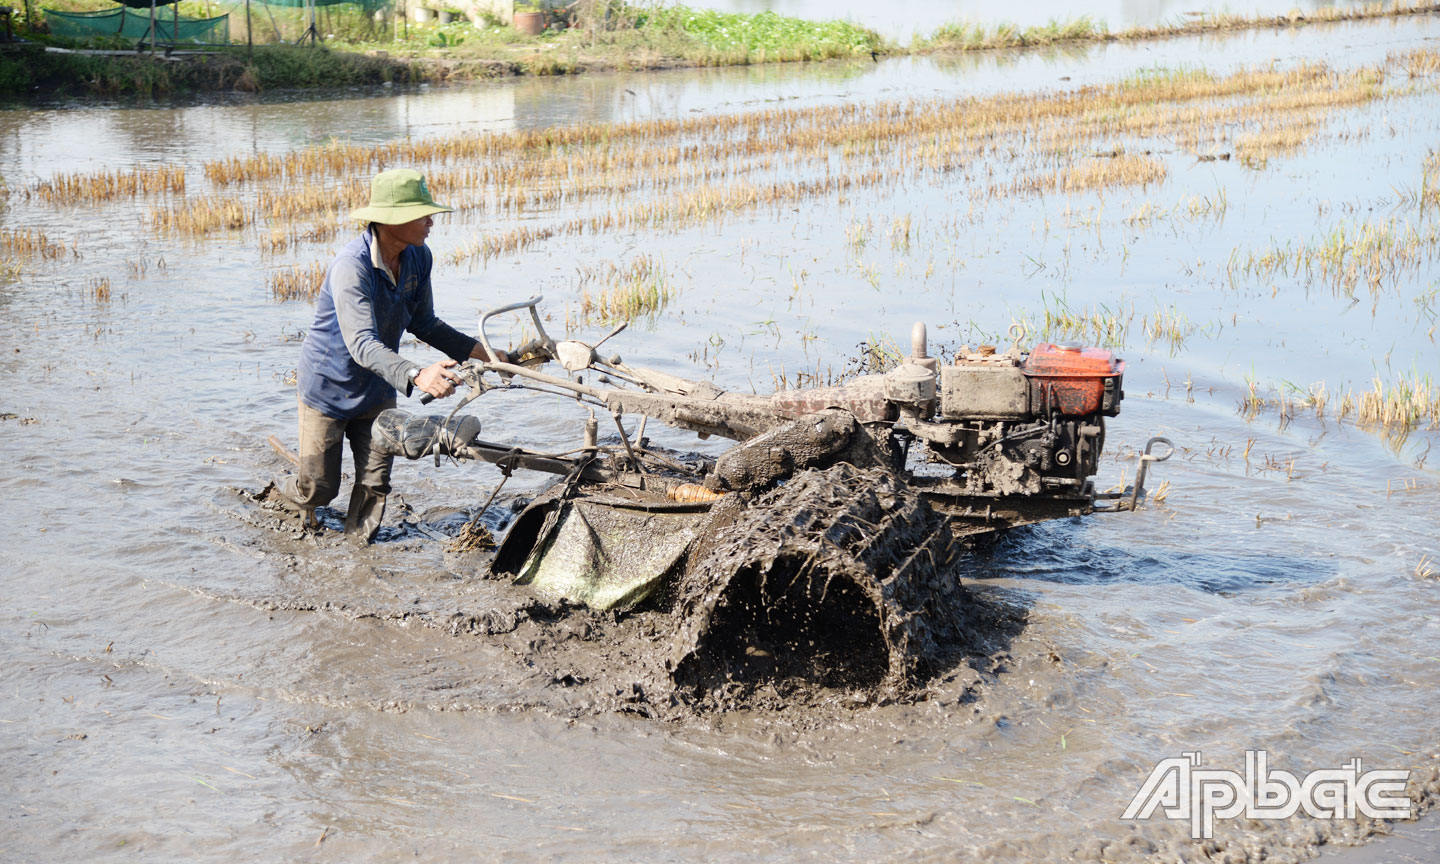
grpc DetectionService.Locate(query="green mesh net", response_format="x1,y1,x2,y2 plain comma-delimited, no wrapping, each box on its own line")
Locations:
45,7,231,44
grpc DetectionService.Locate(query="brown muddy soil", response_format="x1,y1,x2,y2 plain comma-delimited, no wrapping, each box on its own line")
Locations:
667,464,969,702
228,463,1017,723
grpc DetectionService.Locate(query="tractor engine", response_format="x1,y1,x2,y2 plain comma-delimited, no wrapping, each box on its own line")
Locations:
767,324,1124,501
926,342,1123,495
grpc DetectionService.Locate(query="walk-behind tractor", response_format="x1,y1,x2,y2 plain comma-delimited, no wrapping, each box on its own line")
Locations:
370,298,1172,694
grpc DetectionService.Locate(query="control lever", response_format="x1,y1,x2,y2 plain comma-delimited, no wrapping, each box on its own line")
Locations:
418,295,553,405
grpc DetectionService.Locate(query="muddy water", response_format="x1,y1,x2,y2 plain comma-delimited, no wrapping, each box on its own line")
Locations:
4,17,1440,863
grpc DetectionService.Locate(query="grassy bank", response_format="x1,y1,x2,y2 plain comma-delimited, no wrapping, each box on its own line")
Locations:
4,0,1440,97
0,44,433,96
0,3,887,96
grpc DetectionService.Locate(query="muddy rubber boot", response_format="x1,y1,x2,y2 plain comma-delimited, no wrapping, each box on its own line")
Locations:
273,476,322,529
344,484,387,544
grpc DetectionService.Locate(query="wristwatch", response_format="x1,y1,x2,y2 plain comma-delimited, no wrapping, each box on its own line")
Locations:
407,366,421,388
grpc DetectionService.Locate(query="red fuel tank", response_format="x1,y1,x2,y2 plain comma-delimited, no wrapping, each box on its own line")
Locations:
1022,343,1124,416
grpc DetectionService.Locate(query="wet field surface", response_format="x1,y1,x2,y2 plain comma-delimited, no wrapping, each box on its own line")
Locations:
3,13,1440,863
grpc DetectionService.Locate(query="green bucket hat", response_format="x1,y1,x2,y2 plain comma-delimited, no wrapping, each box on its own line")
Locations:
348,168,452,225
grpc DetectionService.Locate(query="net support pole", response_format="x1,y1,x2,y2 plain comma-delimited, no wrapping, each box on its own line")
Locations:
246,0,252,58
148,0,156,54
172,0,177,49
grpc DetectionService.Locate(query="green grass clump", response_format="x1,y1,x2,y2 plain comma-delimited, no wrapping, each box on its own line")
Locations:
0,55,34,92
245,44,399,87
922,22,987,50
920,16,1104,51
640,6,885,61
577,253,676,324
1121,65,1218,90
0,50,179,96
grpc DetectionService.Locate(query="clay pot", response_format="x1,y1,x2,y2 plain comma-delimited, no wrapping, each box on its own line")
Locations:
513,10,545,35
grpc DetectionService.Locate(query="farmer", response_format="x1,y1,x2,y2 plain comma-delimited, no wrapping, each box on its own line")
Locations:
278,168,506,542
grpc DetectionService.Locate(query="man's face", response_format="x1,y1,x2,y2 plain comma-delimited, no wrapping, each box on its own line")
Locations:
383,214,434,248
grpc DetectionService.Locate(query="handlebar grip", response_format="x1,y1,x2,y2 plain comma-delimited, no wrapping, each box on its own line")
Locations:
419,392,435,405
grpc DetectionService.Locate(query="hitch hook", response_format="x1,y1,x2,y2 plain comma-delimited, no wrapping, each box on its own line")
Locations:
1125,436,1174,511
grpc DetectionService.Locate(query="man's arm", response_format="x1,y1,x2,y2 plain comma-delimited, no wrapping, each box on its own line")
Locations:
333,259,416,393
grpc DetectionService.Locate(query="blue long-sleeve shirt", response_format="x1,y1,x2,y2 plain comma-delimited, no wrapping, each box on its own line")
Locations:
297,229,477,420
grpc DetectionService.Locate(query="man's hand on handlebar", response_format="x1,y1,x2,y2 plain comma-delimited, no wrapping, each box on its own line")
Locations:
415,360,464,400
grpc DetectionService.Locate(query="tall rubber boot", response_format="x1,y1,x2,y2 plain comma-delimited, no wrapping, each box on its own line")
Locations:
344,485,387,544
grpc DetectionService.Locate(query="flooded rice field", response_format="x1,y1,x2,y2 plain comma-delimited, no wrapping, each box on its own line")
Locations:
3,14,1440,863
